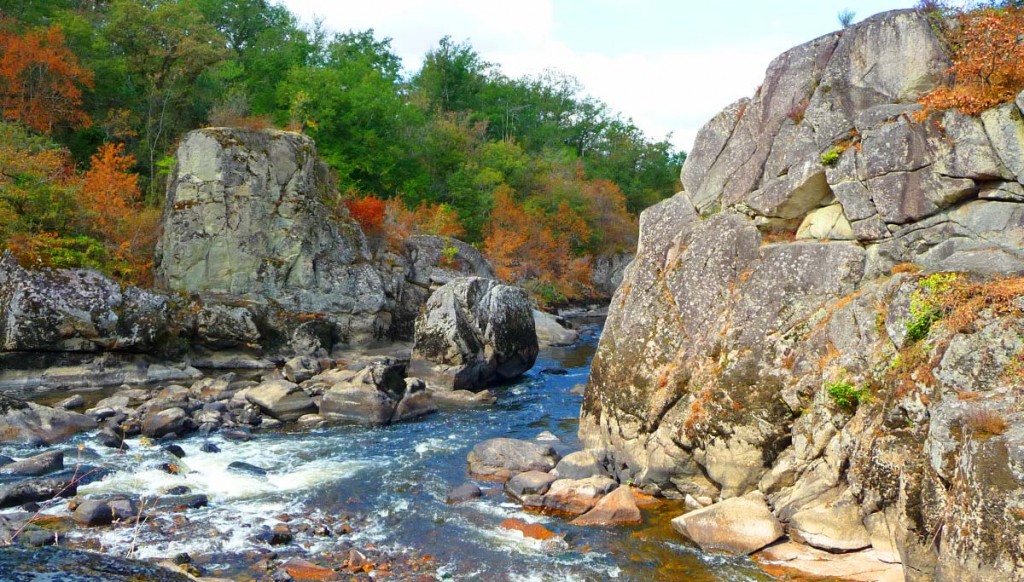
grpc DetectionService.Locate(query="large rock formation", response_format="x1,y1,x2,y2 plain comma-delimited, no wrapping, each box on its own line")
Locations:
581,9,1024,581
156,128,389,343
409,277,538,391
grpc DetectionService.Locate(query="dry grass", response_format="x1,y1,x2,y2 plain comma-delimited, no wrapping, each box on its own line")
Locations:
762,230,797,245
892,262,922,275
957,390,983,401
963,408,1008,437
940,276,1024,333
818,342,841,371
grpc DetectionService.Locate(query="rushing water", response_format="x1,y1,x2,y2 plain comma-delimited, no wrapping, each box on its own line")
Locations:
2,324,774,581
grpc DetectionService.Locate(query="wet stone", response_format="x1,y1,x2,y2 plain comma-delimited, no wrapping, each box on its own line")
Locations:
228,461,268,476
445,483,482,504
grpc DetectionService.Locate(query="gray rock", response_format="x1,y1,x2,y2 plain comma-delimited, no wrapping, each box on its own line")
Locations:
671,492,784,555
141,407,190,438
505,470,558,501
0,257,170,353
534,476,618,515
283,356,321,384
409,277,538,392
590,253,634,297
404,235,496,289
54,395,85,410
227,461,268,476
0,450,63,477
551,451,606,480
318,358,404,425
467,438,561,481
0,546,194,581
533,310,579,347
0,479,76,509
0,394,97,445
982,102,1024,184
73,499,115,526
194,304,261,349
155,128,391,342
789,504,872,552
445,483,482,504
246,379,316,422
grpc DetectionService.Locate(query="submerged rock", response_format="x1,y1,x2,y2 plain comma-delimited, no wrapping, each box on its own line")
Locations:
409,277,538,392
446,483,483,504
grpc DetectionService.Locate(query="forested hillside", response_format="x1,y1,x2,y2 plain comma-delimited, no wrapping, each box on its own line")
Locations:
0,0,683,304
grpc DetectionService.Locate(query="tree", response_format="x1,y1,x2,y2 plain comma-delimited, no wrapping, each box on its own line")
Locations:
104,0,228,196
919,5,1024,115
413,36,491,113
0,24,93,133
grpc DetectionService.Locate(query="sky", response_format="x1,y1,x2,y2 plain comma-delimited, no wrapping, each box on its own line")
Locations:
279,0,919,153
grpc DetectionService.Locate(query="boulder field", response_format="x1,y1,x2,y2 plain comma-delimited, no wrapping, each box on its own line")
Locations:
579,9,1024,582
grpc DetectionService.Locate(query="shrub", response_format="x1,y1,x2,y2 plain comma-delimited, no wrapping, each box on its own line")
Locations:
825,377,867,411
820,146,842,166
344,194,386,234
906,272,960,342
917,6,1024,116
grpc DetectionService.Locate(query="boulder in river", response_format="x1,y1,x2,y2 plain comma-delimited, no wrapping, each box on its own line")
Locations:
245,379,317,422
0,450,63,477
570,485,642,527
671,492,784,555
0,478,76,509
467,438,560,481
0,394,97,445
409,277,538,392
319,358,436,424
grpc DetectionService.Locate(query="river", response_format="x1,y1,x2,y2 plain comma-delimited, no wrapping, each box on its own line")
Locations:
2,324,773,581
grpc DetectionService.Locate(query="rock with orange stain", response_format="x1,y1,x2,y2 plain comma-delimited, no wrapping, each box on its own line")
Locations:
283,558,339,581
630,487,662,509
570,485,642,526
527,476,618,515
499,517,561,541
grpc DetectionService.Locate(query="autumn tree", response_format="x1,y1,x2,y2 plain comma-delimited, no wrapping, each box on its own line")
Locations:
919,5,1024,115
0,24,93,133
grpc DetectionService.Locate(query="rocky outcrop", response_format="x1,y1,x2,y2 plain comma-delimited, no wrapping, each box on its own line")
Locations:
0,256,170,354
409,277,538,391
156,128,389,343
581,9,1024,581
317,358,436,425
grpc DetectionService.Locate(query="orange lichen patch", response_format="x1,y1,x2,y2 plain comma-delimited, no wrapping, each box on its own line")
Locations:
957,390,983,401
817,342,841,372
283,558,339,581
499,517,560,541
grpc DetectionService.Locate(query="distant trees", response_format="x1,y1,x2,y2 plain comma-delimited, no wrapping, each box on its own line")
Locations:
0,24,93,133
0,2,684,302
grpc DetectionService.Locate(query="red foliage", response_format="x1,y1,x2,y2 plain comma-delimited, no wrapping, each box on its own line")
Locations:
0,24,94,133
344,194,387,233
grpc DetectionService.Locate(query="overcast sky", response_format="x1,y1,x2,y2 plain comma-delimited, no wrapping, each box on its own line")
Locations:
278,0,918,153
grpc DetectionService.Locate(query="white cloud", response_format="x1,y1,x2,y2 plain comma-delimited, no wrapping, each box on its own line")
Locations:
280,0,797,152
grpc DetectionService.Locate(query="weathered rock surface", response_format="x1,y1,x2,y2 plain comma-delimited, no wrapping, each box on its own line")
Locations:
569,484,642,526
156,128,390,343
0,450,63,477
246,379,317,422
671,493,784,555
533,310,579,347
531,476,618,515
409,277,538,391
467,438,560,481
0,256,170,354
0,546,193,581
318,358,436,424
581,10,1024,580
0,395,97,445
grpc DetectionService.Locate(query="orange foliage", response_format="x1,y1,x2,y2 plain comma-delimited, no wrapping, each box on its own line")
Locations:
80,143,140,235
385,197,466,239
918,7,1024,116
580,179,637,254
484,185,593,305
344,193,386,233
0,25,93,133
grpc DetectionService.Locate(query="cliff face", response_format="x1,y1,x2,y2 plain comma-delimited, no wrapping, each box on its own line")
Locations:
155,128,390,342
581,10,1024,580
